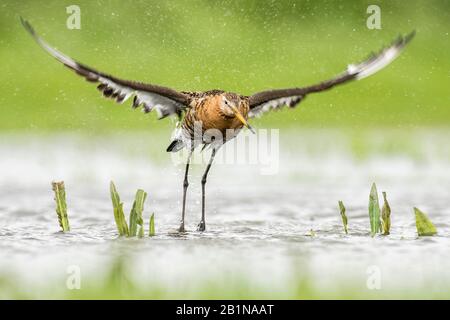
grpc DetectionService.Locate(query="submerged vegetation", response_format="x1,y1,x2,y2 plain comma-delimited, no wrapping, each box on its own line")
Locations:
368,183,382,237
149,213,155,237
414,207,437,236
338,201,348,234
335,185,438,237
51,181,70,232
381,192,391,235
129,189,147,237
50,180,435,239
110,181,153,238
110,182,129,236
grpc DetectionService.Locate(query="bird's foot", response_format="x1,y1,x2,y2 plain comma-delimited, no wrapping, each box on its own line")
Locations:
178,223,186,233
197,220,206,232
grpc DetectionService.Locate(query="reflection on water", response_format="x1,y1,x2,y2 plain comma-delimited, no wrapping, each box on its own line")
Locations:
0,129,450,297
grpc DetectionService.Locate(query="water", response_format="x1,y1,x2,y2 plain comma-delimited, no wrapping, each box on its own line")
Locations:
1,129,450,298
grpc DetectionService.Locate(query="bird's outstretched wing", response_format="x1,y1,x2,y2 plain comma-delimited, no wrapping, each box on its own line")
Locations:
21,18,190,119
248,31,415,118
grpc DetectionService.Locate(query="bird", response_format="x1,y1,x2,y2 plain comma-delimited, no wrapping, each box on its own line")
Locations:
21,17,414,232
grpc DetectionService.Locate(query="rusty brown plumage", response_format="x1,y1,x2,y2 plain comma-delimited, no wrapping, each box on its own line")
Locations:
182,92,249,139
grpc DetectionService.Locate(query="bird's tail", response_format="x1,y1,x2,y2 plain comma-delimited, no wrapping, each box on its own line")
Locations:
166,139,185,152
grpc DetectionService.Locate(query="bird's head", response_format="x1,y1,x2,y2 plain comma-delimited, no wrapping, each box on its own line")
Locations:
220,93,255,133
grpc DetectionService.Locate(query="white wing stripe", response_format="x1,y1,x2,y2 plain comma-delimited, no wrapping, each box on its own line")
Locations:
349,38,410,80
21,18,188,119
249,96,302,118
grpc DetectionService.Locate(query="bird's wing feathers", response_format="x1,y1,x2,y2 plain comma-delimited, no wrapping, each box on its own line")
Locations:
248,31,415,118
21,18,190,119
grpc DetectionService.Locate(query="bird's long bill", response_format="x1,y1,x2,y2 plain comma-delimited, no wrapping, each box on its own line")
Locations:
232,106,255,134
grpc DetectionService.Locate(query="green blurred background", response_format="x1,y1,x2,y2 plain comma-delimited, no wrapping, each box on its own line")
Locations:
0,0,449,133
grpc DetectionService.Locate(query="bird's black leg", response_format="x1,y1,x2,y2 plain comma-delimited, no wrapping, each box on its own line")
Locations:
179,151,192,233
198,148,217,232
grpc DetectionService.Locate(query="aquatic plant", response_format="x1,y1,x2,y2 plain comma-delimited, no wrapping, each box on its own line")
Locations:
129,189,147,237
338,201,348,234
414,207,437,236
381,192,391,235
149,213,155,237
368,183,382,236
110,181,129,236
51,181,70,232
110,181,151,238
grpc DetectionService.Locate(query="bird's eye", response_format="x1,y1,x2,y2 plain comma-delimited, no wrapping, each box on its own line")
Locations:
224,100,228,105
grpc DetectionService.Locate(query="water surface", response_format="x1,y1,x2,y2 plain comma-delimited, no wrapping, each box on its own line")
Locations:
1,129,449,298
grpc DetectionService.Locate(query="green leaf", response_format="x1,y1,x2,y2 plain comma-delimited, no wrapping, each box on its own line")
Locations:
110,181,129,236
414,207,437,236
381,192,391,235
368,183,382,237
52,181,70,232
338,201,348,234
129,189,147,237
149,213,155,237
